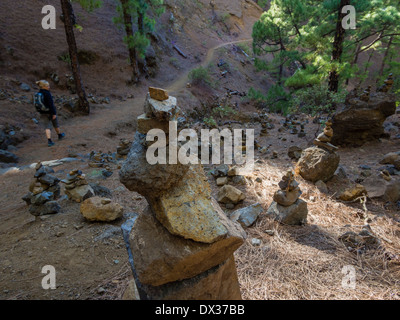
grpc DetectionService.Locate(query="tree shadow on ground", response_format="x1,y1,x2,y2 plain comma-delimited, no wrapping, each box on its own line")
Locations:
284,223,339,254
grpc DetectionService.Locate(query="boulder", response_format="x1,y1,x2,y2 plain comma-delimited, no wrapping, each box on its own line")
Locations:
65,184,94,203
216,177,228,186
379,152,400,165
231,175,246,185
331,92,396,146
137,256,242,300
288,146,303,160
147,165,231,244
217,185,245,204
229,203,263,228
338,184,367,201
315,180,328,193
19,83,30,92
119,132,189,198
0,150,18,163
211,164,230,177
266,199,308,225
90,183,112,198
29,201,60,216
384,181,400,202
143,94,179,121
363,175,389,198
80,197,124,222
296,147,340,182
128,206,246,286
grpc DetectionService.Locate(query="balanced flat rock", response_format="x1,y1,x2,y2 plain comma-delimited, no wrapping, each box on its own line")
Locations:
149,87,169,101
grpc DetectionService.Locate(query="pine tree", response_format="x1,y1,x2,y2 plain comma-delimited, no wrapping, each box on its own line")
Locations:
252,0,400,100
60,0,102,114
114,0,164,83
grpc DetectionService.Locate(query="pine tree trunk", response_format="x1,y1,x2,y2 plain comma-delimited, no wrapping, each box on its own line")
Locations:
328,0,350,92
120,0,139,83
60,0,90,114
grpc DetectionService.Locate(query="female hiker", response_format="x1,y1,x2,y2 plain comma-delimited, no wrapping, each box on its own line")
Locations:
35,80,65,147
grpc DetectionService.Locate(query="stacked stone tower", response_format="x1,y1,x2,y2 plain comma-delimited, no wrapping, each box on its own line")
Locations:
266,171,308,225
119,88,246,300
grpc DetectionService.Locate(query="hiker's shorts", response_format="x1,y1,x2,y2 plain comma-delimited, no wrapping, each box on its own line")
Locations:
39,114,59,130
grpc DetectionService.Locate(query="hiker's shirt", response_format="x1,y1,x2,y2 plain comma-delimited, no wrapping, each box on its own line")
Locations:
39,89,57,116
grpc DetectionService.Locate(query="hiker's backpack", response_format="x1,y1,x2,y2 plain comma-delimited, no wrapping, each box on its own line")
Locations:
34,92,49,113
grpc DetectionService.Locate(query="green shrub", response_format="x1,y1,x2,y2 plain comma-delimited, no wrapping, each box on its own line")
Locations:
188,66,212,86
285,68,321,89
212,105,237,118
236,43,251,56
248,85,291,114
203,116,217,128
289,84,346,116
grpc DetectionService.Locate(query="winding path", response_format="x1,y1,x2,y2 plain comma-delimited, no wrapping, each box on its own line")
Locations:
168,38,253,92
7,38,254,170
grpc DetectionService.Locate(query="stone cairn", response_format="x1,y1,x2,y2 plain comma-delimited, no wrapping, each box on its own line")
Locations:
61,169,94,203
119,87,246,300
88,151,115,178
88,151,114,168
266,170,308,225
313,120,338,152
117,139,132,159
22,162,61,216
296,120,340,183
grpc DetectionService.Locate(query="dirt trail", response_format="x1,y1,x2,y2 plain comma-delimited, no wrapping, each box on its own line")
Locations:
11,38,254,168
167,38,253,93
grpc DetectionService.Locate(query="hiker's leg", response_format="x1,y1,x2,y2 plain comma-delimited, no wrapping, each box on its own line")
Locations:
51,117,60,133
52,117,65,140
45,129,51,140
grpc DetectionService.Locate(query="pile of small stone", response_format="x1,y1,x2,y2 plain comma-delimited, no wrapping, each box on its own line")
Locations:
339,225,380,253
88,151,114,168
313,120,338,152
117,139,132,159
61,169,94,203
260,121,268,136
22,162,61,216
266,171,308,225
